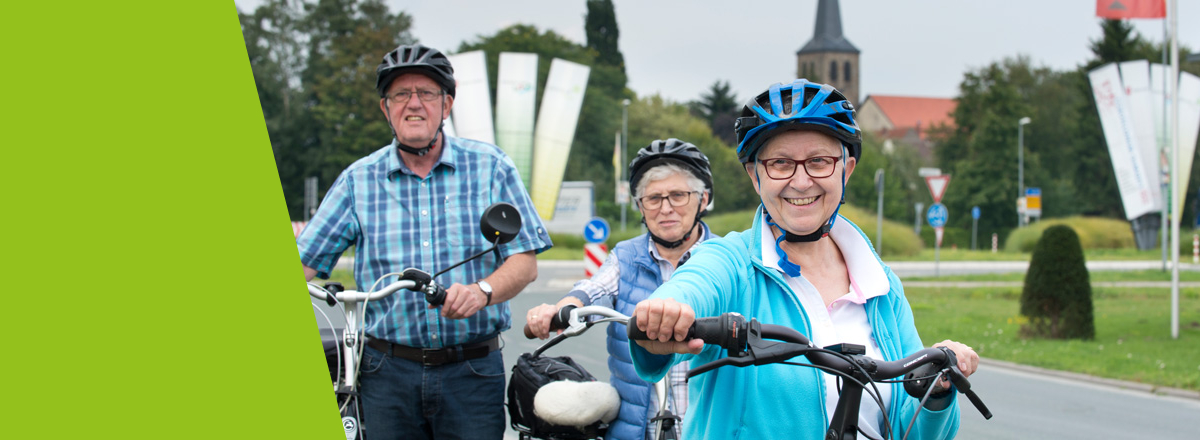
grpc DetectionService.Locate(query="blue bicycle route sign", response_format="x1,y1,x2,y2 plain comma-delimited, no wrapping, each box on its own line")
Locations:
584,217,610,243
927,203,948,228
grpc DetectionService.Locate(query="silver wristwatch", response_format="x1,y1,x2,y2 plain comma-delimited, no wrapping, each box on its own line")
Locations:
477,280,494,306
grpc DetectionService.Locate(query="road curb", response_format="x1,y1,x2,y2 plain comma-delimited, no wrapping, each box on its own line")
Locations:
980,358,1200,401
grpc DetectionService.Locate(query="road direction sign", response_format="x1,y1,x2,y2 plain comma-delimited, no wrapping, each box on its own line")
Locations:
927,203,948,227
584,217,610,243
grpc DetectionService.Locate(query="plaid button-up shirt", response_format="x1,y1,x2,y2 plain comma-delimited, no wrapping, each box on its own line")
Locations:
298,136,551,348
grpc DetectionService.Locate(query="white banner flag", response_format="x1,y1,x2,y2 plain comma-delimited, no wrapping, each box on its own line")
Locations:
531,58,590,219
495,52,539,188
1173,71,1200,226
1118,60,1164,212
1089,63,1158,220
446,51,495,144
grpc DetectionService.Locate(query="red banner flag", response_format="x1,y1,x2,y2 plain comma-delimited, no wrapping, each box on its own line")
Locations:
1096,0,1166,19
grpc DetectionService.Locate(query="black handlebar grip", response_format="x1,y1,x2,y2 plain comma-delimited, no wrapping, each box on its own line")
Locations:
550,304,576,332
627,313,747,354
523,304,577,339
322,282,344,307
425,285,447,306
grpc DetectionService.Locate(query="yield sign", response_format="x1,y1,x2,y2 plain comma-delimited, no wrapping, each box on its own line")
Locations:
925,175,951,204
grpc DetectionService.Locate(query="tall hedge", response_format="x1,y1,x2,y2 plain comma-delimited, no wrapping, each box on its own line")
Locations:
1020,225,1095,339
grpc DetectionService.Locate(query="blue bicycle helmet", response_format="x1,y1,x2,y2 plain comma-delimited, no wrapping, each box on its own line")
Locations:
734,79,861,164
735,80,863,274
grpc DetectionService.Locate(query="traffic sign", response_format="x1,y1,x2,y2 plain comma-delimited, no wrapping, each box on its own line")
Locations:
925,175,951,204
584,217,610,243
927,203,948,228
972,206,980,220
1025,187,1042,217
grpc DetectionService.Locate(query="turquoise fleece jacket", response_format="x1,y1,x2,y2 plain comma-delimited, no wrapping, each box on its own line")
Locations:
631,208,960,440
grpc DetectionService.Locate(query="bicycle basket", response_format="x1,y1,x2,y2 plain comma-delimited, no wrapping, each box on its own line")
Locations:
507,352,612,440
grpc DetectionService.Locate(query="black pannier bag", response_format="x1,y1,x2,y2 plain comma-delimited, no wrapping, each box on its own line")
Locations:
507,352,608,439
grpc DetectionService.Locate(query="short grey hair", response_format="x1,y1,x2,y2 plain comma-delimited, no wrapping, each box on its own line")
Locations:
634,163,706,203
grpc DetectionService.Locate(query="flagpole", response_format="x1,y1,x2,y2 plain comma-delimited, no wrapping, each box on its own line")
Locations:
1168,0,1180,340
1161,8,1170,272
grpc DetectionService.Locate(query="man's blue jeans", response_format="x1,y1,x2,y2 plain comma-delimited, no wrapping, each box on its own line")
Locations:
359,344,506,439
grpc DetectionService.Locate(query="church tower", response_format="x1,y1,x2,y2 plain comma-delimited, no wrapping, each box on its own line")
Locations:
796,0,859,106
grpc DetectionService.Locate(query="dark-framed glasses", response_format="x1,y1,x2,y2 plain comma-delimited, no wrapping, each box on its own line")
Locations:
386,89,444,104
758,156,842,180
638,191,698,210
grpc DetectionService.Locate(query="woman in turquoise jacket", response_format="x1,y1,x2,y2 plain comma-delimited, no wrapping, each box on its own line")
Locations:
629,79,979,440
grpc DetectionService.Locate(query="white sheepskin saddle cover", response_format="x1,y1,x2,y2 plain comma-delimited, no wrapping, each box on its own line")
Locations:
533,380,621,428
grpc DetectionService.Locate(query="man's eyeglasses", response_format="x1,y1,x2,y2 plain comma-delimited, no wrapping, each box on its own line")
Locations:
386,89,444,104
757,156,842,180
638,191,698,210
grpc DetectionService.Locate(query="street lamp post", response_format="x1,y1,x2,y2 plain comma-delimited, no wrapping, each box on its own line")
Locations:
621,98,630,231
1018,116,1031,227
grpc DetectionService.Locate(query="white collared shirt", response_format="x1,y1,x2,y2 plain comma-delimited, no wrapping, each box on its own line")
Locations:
760,216,892,438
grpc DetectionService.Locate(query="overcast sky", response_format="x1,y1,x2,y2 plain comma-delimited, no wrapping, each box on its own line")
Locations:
234,0,1197,103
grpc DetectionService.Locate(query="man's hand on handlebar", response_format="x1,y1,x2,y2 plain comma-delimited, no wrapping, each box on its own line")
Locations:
438,283,488,319
632,298,704,355
931,339,979,393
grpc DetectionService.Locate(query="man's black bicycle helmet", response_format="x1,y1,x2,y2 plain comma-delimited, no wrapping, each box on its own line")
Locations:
628,139,714,203
375,44,456,98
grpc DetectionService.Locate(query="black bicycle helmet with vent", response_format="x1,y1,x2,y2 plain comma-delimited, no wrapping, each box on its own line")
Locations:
628,139,713,249
375,44,456,98
734,79,861,164
628,138,713,202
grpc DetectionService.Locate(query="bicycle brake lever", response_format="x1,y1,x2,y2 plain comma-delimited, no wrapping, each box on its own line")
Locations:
946,365,992,419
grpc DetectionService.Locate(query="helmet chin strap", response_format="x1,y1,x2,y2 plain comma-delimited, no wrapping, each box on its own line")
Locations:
645,197,706,249
754,145,849,276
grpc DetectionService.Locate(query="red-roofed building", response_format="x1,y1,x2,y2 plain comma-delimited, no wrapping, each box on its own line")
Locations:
857,95,956,163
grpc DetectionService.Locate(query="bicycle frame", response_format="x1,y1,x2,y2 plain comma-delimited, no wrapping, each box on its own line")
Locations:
309,278,420,440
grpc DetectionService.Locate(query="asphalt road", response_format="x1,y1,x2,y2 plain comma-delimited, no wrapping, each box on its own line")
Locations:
312,260,1200,439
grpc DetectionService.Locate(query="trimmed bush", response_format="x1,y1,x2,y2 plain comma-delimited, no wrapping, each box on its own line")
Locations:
1020,225,1095,339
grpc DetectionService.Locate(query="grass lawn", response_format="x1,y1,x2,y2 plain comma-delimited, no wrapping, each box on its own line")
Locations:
904,270,1200,283
907,285,1200,391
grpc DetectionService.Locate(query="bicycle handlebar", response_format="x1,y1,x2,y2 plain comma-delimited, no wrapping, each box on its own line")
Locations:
628,313,992,420
523,304,632,339
308,279,419,304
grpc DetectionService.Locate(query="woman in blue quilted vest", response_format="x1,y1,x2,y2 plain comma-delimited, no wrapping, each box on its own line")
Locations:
525,138,715,440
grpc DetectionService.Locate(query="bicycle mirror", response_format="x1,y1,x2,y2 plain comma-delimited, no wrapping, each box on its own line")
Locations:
480,202,522,244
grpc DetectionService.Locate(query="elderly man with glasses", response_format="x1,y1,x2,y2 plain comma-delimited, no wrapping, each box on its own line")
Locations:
296,44,551,439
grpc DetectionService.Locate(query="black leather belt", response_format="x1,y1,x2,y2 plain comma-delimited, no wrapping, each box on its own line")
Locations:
367,336,499,366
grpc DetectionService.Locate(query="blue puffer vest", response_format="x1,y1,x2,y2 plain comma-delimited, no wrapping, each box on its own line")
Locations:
605,224,712,440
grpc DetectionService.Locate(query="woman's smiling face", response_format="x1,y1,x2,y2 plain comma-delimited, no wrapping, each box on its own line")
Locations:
745,129,856,236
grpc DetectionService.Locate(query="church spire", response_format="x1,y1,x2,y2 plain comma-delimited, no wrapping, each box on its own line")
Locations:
798,0,859,54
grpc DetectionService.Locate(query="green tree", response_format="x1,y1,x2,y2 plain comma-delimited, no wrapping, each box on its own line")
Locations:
241,0,413,219
845,132,926,224
300,0,414,208
585,0,626,85
689,80,739,146
934,57,1038,238
240,0,312,219
627,95,758,217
